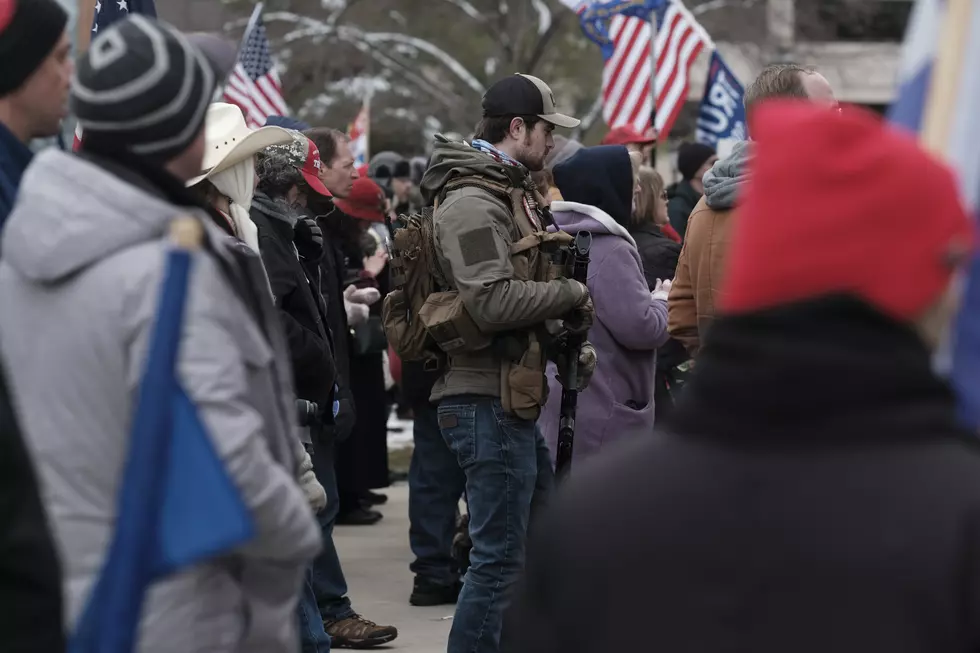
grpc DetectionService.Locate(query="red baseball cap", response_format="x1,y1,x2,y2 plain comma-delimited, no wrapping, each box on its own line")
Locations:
333,177,386,223
300,139,332,198
601,125,657,147
722,100,974,321
265,133,332,197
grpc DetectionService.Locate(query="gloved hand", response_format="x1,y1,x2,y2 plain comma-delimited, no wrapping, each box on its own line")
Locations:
652,278,673,302
556,342,598,392
298,446,327,513
345,295,370,326
345,285,381,307
563,296,594,335
294,215,325,262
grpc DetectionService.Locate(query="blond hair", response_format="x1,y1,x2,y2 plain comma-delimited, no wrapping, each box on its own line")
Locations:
631,165,666,230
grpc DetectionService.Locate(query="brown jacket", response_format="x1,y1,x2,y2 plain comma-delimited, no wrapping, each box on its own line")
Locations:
667,196,735,356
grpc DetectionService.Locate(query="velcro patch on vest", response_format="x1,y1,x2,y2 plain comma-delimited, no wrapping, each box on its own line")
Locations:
457,227,498,267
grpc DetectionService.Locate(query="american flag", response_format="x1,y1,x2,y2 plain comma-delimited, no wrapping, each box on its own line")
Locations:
73,0,158,150
348,99,370,167
890,0,980,427
580,0,709,137
223,5,289,128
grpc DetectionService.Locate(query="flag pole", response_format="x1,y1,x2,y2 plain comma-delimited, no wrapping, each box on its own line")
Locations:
920,0,972,156
649,8,659,167
365,92,372,164
76,0,97,53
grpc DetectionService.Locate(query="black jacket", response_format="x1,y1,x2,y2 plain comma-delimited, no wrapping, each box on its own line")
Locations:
631,223,682,289
0,362,64,652
667,179,702,239
250,195,337,421
508,297,980,653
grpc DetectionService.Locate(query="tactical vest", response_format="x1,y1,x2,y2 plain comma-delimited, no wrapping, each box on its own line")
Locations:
382,175,572,420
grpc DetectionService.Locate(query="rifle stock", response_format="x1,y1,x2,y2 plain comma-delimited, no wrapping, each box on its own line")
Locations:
555,230,593,482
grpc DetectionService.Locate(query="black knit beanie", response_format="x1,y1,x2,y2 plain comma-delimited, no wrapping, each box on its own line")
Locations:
0,0,68,97
677,142,717,181
72,16,229,165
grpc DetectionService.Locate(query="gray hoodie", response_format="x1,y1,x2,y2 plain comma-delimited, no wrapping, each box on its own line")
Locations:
702,140,752,211
0,150,321,653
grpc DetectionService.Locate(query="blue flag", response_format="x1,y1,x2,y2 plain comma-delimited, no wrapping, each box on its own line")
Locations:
69,241,254,653
888,0,980,427
696,51,747,148
91,0,157,35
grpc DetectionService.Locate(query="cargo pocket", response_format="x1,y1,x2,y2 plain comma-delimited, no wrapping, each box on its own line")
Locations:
437,403,478,468
502,340,546,421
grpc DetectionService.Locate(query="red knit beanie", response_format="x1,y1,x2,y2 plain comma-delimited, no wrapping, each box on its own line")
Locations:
721,101,974,321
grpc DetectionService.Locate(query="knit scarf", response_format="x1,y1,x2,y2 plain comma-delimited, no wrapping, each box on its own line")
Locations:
470,139,524,169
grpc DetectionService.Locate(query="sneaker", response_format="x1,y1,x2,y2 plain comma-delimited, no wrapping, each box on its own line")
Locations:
410,576,462,607
324,614,398,648
336,507,383,526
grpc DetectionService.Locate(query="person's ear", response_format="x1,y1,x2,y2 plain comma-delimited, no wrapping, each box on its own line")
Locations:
508,117,526,140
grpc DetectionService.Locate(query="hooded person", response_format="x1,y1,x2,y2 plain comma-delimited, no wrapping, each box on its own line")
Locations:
666,141,717,238
507,101,979,653
538,145,671,465
0,16,323,653
0,0,71,228
189,103,294,253
667,63,837,357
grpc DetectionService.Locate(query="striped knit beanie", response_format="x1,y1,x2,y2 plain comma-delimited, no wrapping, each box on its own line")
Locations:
71,16,220,164
0,0,68,97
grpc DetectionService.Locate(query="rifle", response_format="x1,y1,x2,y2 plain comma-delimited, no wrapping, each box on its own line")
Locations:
555,230,593,482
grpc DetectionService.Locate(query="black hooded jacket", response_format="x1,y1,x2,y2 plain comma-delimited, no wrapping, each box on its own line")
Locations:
509,296,980,653
250,192,338,425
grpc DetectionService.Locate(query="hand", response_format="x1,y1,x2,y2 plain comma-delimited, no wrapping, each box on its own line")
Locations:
362,248,389,278
344,284,381,306
345,299,370,326
557,342,598,392
298,446,327,513
563,297,594,335
652,278,673,302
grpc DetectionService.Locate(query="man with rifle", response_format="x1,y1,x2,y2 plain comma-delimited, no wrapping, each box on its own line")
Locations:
412,74,597,653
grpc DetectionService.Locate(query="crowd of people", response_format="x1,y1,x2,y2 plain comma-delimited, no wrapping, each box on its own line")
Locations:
2,3,979,653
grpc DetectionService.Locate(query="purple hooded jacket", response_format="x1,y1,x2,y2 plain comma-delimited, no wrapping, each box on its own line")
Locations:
538,147,670,466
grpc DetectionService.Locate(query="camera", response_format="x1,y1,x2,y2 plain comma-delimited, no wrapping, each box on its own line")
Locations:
296,399,319,427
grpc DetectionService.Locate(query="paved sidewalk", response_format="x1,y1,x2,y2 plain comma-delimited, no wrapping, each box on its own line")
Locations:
334,483,453,652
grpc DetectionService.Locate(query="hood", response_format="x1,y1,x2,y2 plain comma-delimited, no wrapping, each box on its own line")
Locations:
702,139,751,211
551,200,636,248
420,135,526,204
0,150,193,284
252,190,298,227
553,145,633,227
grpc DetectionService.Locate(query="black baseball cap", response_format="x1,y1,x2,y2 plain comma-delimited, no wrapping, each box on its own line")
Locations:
482,73,580,129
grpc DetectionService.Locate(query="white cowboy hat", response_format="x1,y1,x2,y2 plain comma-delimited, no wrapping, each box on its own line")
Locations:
187,102,295,187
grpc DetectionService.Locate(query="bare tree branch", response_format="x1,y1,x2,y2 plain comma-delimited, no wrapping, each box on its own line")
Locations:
571,93,604,141
691,0,759,17
522,9,566,74
439,0,486,22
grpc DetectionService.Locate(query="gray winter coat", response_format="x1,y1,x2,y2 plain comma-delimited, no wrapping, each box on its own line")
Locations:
0,150,322,653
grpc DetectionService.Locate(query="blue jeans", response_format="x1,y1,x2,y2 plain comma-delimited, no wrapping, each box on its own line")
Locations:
409,403,467,585
298,568,331,653
309,440,356,622
437,396,554,653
